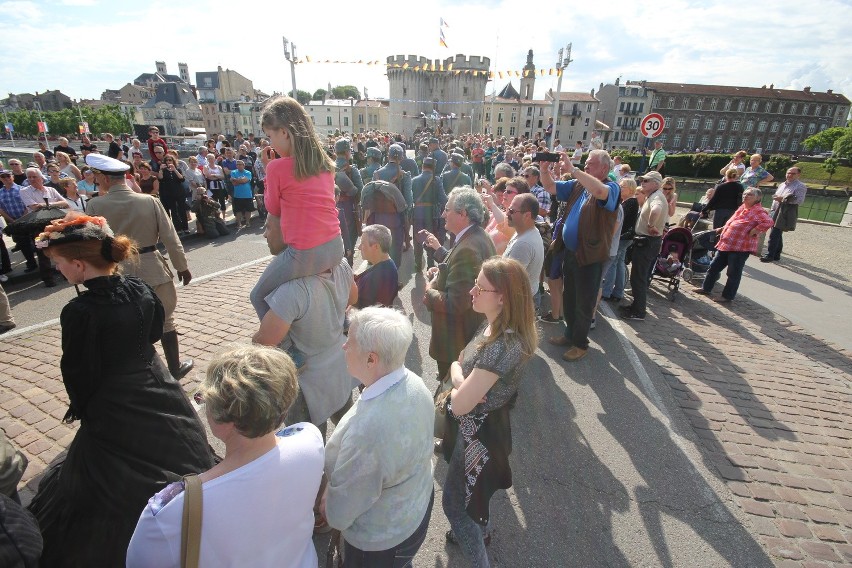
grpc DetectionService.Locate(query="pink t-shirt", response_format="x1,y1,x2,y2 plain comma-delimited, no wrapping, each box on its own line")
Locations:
264,157,341,250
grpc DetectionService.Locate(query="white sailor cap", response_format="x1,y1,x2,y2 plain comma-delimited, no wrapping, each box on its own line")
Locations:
85,154,130,174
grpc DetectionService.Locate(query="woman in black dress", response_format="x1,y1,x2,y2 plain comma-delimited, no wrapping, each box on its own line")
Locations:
27,214,212,567
704,168,745,229
157,154,189,233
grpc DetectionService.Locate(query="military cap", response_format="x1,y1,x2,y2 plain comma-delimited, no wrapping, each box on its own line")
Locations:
450,153,465,166
422,157,436,168
85,154,130,174
334,138,351,154
388,144,404,159
366,147,382,160
429,137,440,144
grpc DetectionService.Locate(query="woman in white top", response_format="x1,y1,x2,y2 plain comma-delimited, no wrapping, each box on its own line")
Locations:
720,150,748,178
127,344,325,568
57,179,87,212
55,151,82,181
203,158,227,215
185,156,206,202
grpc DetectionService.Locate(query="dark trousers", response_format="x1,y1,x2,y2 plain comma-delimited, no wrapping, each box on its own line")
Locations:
412,212,438,269
702,250,749,300
561,250,604,350
629,236,662,317
0,237,9,272
161,191,189,231
343,490,434,568
13,235,37,268
766,227,783,260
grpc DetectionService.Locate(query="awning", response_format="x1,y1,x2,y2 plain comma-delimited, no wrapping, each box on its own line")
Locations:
595,120,611,131
181,127,207,134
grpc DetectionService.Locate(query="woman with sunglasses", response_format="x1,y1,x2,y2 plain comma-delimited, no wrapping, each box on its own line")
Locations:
27,215,212,567
439,256,538,567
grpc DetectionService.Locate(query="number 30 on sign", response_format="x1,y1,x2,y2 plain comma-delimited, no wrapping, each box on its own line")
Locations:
640,113,665,138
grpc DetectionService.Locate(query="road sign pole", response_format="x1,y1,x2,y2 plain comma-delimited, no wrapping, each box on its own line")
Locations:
2,110,14,147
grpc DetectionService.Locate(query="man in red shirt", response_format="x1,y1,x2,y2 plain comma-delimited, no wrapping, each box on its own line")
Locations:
147,126,168,168
694,187,773,302
471,142,485,179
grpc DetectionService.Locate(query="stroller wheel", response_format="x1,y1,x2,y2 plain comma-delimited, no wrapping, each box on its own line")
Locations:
682,268,693,282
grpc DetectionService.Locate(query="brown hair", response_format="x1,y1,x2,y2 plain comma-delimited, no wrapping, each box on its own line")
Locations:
44,235,138,271
479,256,538,359
506,176,530,194
260,95,334,180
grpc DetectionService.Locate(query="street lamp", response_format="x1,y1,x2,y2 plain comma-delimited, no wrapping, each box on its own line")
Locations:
282,37,298,100
549,43,572,149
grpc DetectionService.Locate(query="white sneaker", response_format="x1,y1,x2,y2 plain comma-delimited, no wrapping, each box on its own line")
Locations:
590,318,596,330
0,274,7,283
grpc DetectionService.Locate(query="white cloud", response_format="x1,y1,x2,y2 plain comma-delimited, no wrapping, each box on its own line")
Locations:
0,1,42,22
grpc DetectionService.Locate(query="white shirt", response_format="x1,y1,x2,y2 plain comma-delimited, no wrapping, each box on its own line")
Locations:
361,366,406,401
126,423,325,568
452,223,474,246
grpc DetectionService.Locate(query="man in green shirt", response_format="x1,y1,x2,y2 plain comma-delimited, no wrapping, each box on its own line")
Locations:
647,140,666,175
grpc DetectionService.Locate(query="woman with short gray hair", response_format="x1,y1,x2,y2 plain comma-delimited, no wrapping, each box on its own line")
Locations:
321,306,435,566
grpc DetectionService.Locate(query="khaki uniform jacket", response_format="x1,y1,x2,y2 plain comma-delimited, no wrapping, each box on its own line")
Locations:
86,184,188,286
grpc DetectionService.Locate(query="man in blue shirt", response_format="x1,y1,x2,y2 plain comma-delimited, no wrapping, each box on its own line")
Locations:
541,149,620,362
0,170,42,276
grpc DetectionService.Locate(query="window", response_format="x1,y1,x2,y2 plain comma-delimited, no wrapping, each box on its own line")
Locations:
795,123,803,134
710,98,717,110
619,87,626,96
820,123,828,131
778,103,785,114
700,135,709,148
807,123,816,134
653,97,661,107
587,103,592,112
745,120,754,132
668,97,675,108
714,136,722,149
778,139,787,151
527,107,533,116
789,103,798,114
696,98,704,110
614,132,620,141
525,119,531,127
539,107,544,116
766,139,774,150
791,140,799,151
676,117,685,129
509,127,516,136
358,114,364,124
737,100,745,112
510,113,516,123
497,112,503,122
782,122,791,133
497,126,503,136
758,121,767,132
639,102,645,113
724,99,731,111
705,119,713,130
718,119,727,130
802,104,810,115
770,121,779,132
673,135,681,147
690,118,699,129
659,135,667,145
485,112,490,122
463,87,468,96
686,135,695,148
619,102,625,112
726,138,735,151
343,117,349,126
741,137,749,149
584,118,590,126
750,101,758,112
682,97,690,109
765,102,772,113
402,87,408,96
753,139,762,150
617,117,622,126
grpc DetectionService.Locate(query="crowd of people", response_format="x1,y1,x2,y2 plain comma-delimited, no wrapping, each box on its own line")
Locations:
0,91,807,566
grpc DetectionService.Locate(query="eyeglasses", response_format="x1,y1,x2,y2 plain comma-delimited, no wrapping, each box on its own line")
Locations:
0,174,11,178
662,187,674,190
507,208,526,216
505,189,519,195
472,282,499,295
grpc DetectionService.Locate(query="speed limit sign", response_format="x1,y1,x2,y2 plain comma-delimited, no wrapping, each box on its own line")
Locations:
640,113,665,138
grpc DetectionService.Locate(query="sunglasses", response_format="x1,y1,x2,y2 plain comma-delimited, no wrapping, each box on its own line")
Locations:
663,187,674,190
507,208,526,215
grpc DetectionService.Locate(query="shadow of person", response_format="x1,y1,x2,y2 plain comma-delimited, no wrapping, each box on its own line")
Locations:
742,265,823,301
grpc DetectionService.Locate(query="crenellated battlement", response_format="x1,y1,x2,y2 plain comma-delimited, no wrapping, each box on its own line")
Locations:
387,54,491,71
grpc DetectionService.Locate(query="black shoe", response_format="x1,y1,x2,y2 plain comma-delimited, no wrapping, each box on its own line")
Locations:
0,268,11,275
24,264,38,273
621,311,645,321
10,246,19,253
446,529,491,547
759,256,773,263
43,279,57,288
604,295,623,303
172,360,194,379
0,323,16,335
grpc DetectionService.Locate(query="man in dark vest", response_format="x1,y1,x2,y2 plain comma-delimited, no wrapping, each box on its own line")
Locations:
373,144,413,254
360,180,408,269
411,157,446,272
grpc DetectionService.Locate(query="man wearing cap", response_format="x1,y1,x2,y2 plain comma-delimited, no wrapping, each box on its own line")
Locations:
440,153,472,194
619,170,668,321
334,138,363,266
359,147,382,187
371,144,413,262
396,141,420,179
411,157,446,271
541,149,621,362
428,137,448,178
85,154,194,379
646,140,666,176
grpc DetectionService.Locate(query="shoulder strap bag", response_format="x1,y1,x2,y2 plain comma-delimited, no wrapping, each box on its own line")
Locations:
181,474,203,568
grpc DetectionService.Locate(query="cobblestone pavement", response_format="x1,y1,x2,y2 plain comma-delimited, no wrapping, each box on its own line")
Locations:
2,256,852,566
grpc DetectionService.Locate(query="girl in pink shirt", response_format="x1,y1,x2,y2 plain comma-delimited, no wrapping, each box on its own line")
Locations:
250,96,344,319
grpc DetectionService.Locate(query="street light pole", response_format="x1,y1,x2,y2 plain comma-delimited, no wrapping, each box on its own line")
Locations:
549,43,572,149
2,109,15,147
283,37,298,100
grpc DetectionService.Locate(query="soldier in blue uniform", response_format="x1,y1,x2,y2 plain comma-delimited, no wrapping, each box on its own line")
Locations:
450,150,474,180
334,138,363,266
360,180,408,269
429,137,448,177
373,144,413,254
359,147,382,186
411,157,446,271
397,141,420,178
440,153,472,193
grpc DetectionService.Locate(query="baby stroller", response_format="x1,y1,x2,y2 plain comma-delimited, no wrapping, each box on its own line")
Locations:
683,229,719,284
651,227,693,299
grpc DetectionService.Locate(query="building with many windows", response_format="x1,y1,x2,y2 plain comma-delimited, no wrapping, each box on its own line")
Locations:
596,79,850,153
140,82,203,136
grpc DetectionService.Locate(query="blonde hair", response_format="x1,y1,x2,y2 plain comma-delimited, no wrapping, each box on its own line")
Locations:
55,151,71,165
726,168,739,180
199,344,298,438
260,95,334,180
619,177,637,195
479,257,538,359
662,177,676,190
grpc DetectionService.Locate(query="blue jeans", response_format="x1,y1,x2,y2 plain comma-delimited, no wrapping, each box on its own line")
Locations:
702,250,749,300
443,431,491,567
607,239,632,299
343,490,434,568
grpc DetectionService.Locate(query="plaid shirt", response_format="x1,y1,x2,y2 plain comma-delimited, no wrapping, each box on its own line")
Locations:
0,184,28,219
717,203,774,253
530,184,551,214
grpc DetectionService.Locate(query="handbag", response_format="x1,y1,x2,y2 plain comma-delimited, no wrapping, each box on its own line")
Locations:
181,474,203,568
434,375,453,439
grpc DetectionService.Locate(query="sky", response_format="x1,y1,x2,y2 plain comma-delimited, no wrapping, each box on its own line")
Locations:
1,0,851,106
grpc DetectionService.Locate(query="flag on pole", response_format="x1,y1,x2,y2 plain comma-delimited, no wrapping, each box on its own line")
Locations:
439,28,447,48
440,17,449,27
37,121,48,133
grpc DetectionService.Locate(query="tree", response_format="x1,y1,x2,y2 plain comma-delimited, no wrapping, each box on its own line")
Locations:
691,152,711,177
312,89,327,101
822,157,839,185
331,85,360,100
295,90,312,105
833,131,852,160
802,126,849,152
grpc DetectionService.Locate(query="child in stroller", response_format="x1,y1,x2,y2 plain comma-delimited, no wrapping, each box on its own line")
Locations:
651,227,693,298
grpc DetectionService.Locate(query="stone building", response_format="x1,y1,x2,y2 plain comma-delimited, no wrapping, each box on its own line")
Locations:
386,54,490,135
196,67,256,103
596,78,850,153
140,83,203,136
134,62,190,89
